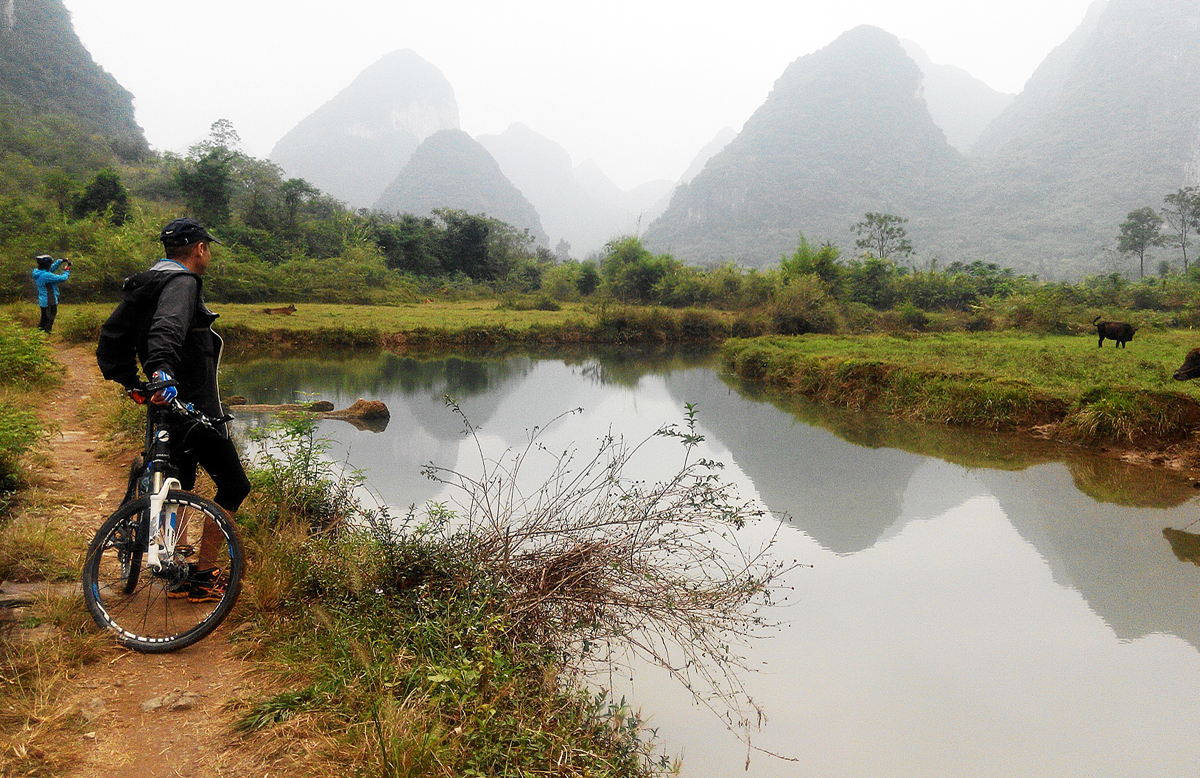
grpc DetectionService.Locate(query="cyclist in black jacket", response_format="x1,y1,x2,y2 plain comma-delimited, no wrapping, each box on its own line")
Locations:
96,217,250,601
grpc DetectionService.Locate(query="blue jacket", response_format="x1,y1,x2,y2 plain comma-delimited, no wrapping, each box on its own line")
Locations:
32,260,70,307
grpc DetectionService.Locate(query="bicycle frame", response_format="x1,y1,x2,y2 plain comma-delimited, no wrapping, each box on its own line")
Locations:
84,384,243,652
134,396,230,573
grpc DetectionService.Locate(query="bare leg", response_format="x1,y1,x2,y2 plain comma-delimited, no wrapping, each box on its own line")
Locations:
197,512,229,571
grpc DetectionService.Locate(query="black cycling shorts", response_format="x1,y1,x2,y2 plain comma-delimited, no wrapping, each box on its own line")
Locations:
168,425,252,513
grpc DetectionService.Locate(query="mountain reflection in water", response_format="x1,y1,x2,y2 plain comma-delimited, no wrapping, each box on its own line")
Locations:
222,349,1200,778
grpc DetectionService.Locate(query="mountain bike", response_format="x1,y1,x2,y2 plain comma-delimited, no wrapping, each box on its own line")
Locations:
82,382,244,653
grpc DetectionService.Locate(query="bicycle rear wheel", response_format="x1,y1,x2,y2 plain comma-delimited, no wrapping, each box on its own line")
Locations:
82,490,243,653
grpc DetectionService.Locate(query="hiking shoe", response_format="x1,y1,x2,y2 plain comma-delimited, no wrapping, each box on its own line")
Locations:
185,568,226,604
166,565,222,601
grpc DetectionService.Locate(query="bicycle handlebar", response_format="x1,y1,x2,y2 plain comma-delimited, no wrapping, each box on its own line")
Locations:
163,397,234,429
144,376,177,393
131,380,233,429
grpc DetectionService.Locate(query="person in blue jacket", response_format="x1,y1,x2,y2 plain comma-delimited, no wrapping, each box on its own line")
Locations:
32,254,71,333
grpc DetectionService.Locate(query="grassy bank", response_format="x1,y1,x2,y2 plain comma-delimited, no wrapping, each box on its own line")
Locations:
40,301,736,354
1,330,769,776
228,409,773,776
721,331,1200,450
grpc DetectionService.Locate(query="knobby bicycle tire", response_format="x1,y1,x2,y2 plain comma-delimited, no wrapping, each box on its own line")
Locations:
118,456,146,594
82,489,243,653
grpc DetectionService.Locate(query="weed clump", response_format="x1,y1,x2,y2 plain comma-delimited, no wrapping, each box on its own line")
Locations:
0,313,58,492
236,402,783,776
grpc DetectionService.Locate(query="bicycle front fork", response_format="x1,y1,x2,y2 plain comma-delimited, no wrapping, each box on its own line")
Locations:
146,476,182,572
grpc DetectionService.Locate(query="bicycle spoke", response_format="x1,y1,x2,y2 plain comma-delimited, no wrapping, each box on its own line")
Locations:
83,491,243,652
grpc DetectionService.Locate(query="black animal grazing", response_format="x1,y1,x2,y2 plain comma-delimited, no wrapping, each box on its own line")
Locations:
1093,316,1136,348
1174,348,1200,381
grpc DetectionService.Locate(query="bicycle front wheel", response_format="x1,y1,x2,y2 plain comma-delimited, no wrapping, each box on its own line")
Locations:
82,490,243,653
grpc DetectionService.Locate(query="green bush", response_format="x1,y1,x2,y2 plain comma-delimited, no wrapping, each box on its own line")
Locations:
770,274,842,335
0,314,56,492
0,400,41,492
0,313,61,387
56,309,105,343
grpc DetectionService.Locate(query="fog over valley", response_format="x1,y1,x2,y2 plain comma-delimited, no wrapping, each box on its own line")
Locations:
27,0,1200,275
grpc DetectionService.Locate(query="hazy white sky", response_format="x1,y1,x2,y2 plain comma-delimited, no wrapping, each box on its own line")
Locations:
62,0,1095,190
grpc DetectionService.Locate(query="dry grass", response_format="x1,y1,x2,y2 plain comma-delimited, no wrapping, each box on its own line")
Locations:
0,507,82,583
0,594,110,778
422,399,791,739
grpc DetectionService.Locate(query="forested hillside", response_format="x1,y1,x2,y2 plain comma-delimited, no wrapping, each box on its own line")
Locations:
955,0,1200,278
0,0,145,159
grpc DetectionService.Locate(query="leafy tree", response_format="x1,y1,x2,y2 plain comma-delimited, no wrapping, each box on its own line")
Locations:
72,166,129,225
279,178,320,227
1161,188,1200,272
174,120,248,227
577,261,600,296
373,213,442,275
851,212,913,260
236,157,287,231
1116,206,1165,278
435,209,493,279
781,233,841,292
600,236,681,303
42,169,75,217
844,255,898,309
175,147,234,226
205,118,241,150
481,217,537,284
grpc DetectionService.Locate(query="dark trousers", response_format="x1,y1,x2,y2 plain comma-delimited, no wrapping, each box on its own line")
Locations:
169,427,252,513
38,304,57,333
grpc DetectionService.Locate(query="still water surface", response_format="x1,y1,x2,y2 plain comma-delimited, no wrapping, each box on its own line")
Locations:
223,349,1200,777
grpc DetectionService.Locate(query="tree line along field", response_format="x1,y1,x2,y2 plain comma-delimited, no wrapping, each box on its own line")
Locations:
11,112,1200,451
6,116,1200,322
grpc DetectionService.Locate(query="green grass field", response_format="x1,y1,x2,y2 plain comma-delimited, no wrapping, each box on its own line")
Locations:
721,330,1200,444
726,330,1200,396
42,300,598,334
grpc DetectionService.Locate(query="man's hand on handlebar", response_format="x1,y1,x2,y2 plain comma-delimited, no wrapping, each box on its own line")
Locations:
149,370,178,405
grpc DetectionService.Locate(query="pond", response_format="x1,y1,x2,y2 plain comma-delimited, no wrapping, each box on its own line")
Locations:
222,348,1200,777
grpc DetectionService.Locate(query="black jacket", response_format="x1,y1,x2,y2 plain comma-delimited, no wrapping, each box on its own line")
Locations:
140,262,224,421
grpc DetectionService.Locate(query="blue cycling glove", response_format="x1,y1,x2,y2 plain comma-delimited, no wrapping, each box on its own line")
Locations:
151,370,178,403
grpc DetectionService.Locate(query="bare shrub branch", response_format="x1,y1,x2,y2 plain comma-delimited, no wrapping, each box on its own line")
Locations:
416,396,795,745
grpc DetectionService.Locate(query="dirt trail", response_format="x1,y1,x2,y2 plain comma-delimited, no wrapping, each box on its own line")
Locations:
36,345,254,778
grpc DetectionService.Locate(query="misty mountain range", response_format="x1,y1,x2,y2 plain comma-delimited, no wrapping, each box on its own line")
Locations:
7,0,1190,279
269,53,687,258
270,0,1200,278
269,50,460,210
646,0,1200,278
